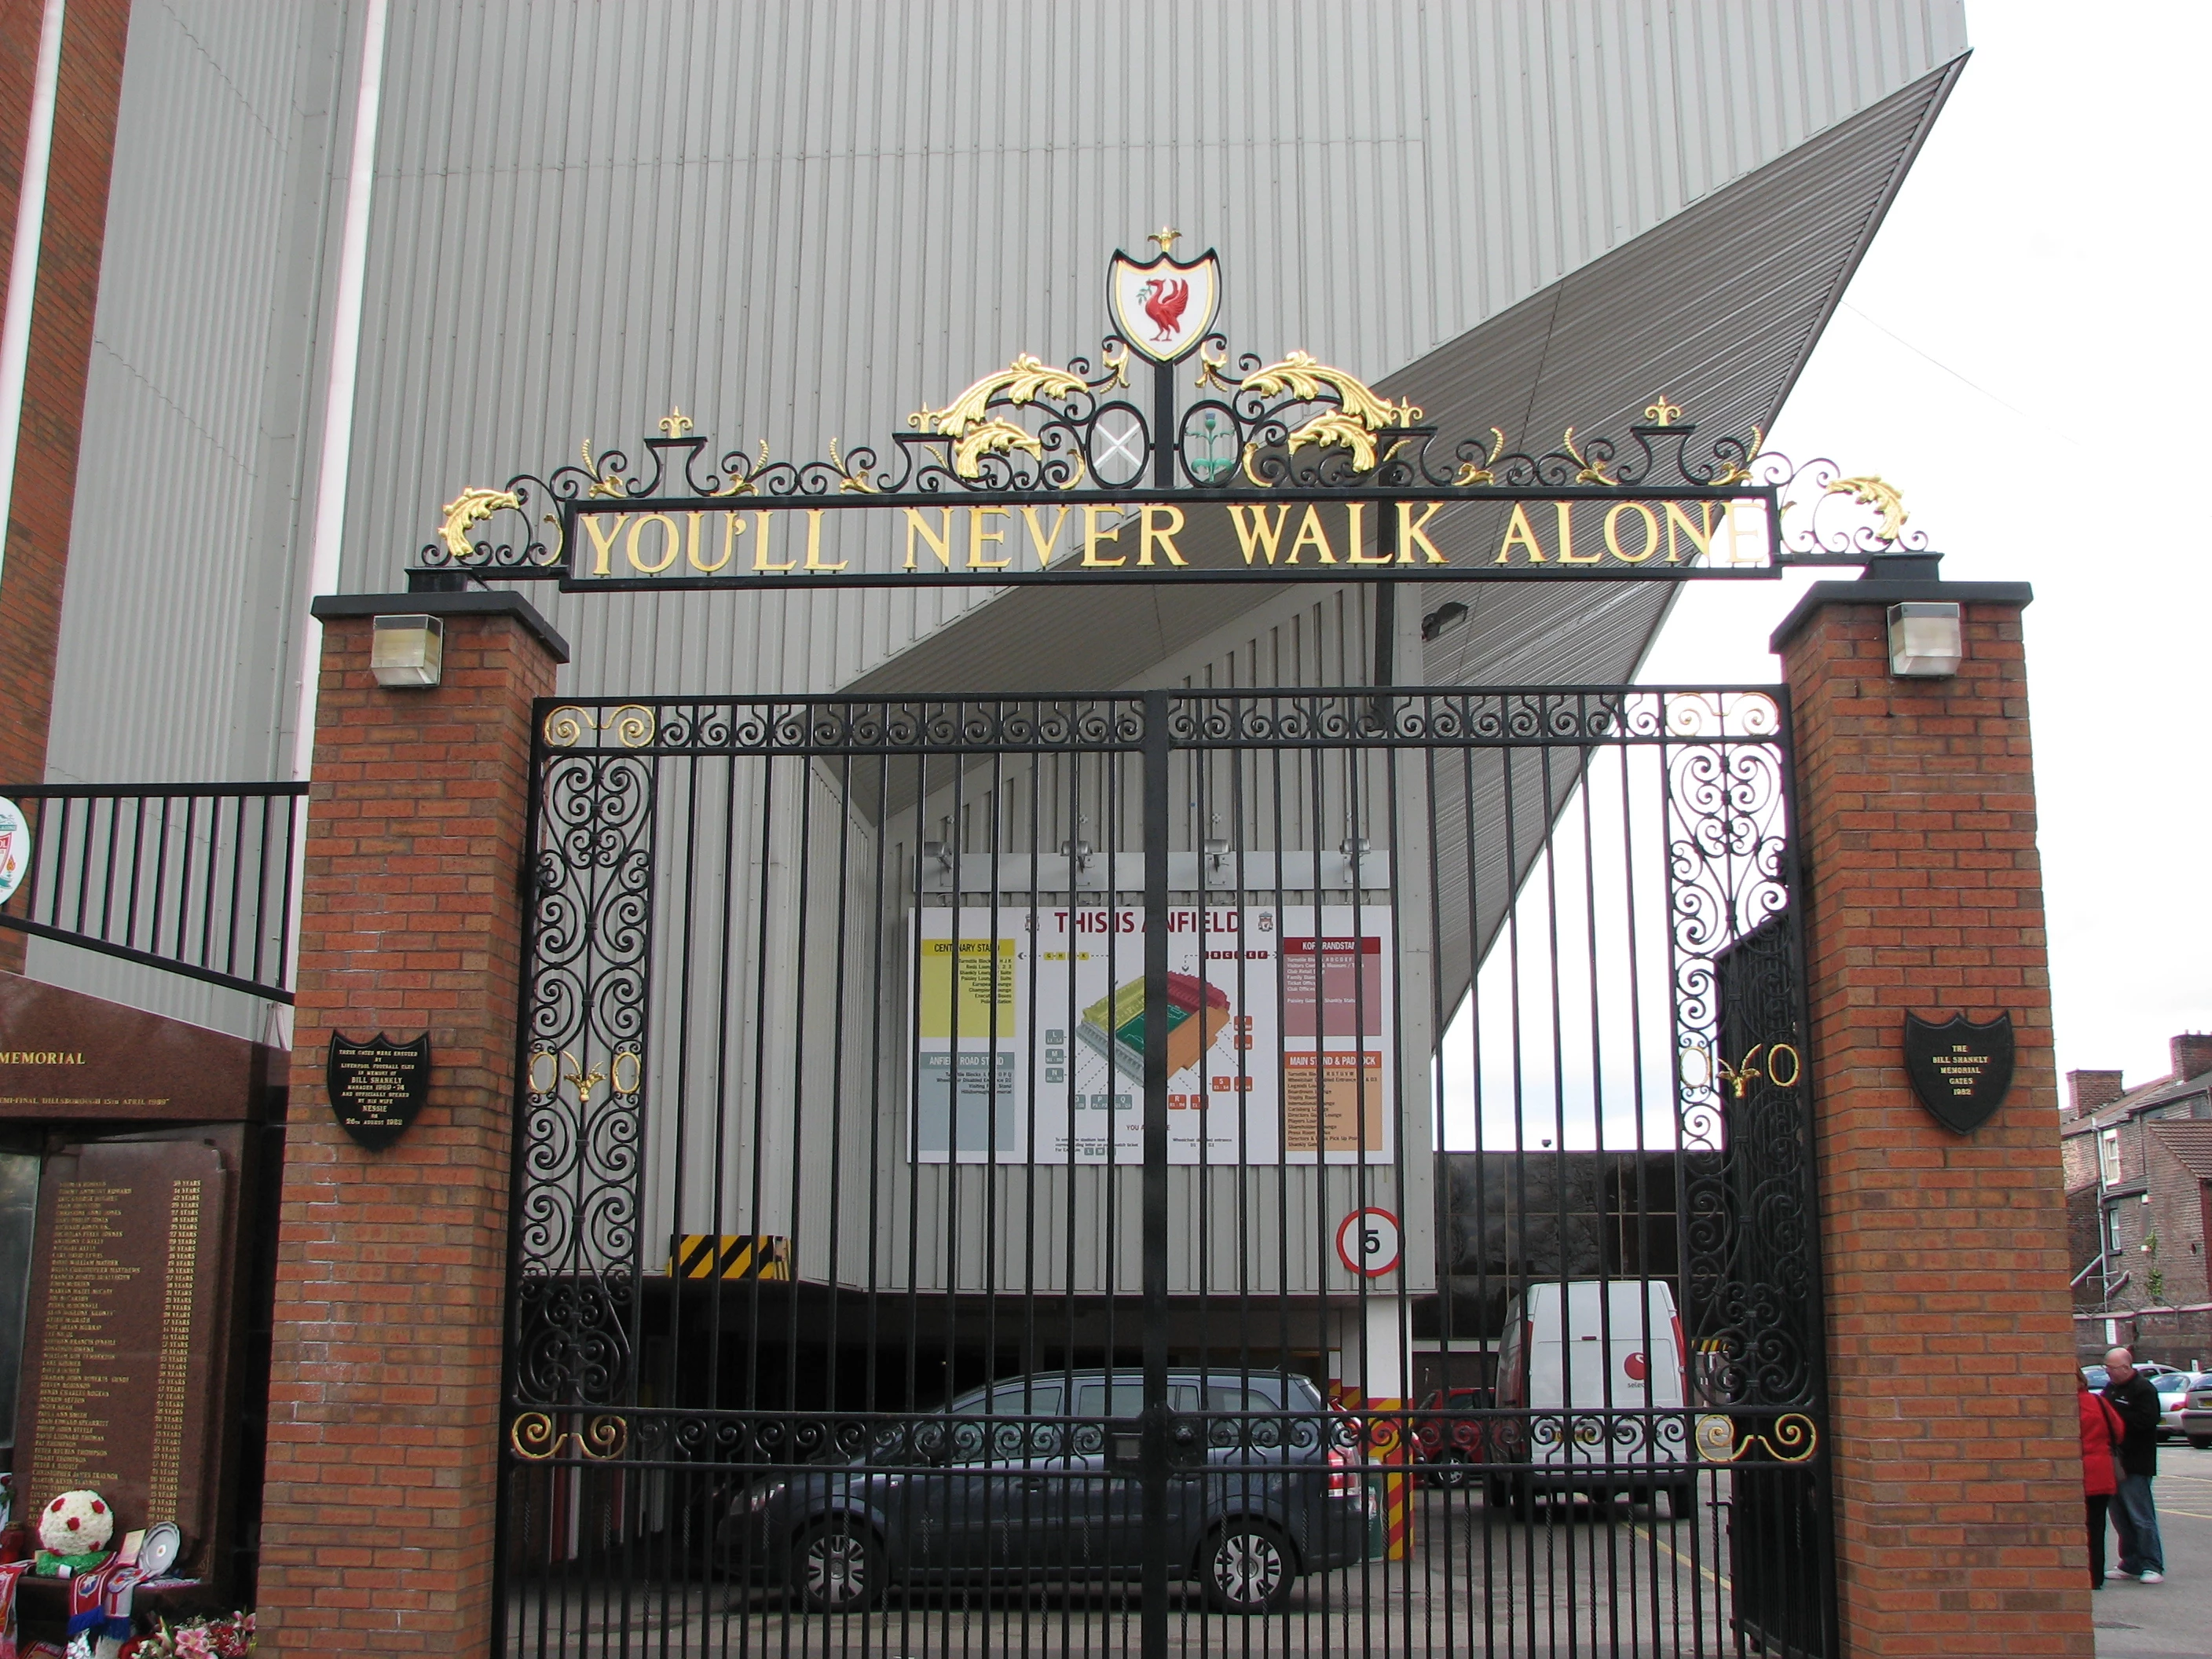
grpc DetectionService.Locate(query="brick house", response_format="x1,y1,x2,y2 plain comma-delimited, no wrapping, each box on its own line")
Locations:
2061,1033,2212,1362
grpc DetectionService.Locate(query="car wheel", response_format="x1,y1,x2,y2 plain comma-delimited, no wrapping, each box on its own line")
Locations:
2190,1435,2212,1451
792,1518,884,1614
1431,1451,1471,1490
1200,1518,1295,1615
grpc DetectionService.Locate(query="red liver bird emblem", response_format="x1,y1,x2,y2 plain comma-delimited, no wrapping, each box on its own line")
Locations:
1140,277,1190,342
1110,243,1220,364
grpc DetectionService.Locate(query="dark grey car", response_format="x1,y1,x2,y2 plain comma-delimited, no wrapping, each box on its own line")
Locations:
723,1368,1372,1614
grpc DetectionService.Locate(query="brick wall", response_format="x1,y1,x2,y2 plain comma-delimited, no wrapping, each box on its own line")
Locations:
2058,1124,2097,1195
256,607,558,1655
2170,1035,2212,1086
2144,1133,2212,1309
0,0,131,976
2065,1185,2102,1299
1779,594,2090,1655
2062,1068,2123,1122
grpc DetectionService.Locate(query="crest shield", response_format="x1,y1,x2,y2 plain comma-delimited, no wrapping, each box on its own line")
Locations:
326,1031,433,1150
1903,1012,2015,1134
1109,247,1221,363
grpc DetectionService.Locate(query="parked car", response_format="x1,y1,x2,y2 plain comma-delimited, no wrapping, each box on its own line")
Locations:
2160,1372,2212,1444
1410,1386,1493,1488
722,1368,1373,1614
1489,1280,1692,1516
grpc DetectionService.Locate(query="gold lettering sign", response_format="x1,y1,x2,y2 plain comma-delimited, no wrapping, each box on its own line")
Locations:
557,497,1763,584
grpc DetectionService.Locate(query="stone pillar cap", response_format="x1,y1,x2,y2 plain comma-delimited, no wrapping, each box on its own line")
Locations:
1768,577,2034,655
309,589,570,663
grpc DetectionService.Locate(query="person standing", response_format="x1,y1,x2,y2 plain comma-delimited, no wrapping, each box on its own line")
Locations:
2080,1368,2126,1587
2103,1346,2166,1583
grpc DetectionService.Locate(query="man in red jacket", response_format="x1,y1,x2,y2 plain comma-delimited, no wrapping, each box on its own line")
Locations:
2103,1346,2166,1583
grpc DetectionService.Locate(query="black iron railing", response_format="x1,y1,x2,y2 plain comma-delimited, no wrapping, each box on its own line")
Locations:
0,783,307,1001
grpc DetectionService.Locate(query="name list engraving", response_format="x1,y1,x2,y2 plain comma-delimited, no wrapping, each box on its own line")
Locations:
25,1181,135,1496
14,1139,233,1568
148,1178,202,1520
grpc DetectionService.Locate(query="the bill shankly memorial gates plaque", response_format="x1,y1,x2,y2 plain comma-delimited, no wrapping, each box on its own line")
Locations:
244,237,2091,1658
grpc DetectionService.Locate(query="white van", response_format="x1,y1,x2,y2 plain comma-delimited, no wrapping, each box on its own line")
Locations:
1491,1280,1693,1515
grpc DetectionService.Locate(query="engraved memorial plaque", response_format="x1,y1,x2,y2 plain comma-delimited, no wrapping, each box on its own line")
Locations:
13,1138,233,1574
1903,1011,2016,1135
325,1033,431,1150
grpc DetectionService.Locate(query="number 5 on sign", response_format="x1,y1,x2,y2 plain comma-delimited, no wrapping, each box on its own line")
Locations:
1335,1207,1401,1277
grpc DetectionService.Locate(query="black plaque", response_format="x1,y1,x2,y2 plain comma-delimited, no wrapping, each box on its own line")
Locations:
325,1034,431,1149
1903,1012,2015,1134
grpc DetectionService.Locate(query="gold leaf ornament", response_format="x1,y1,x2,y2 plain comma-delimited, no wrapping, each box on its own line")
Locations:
1240,351,1421,471
1824,474,1908,544
581,438,625,499
910,353,1089,478
1708,427,1764,489
1560,428,1617,486
1453,428,1507,487
438,486,522,560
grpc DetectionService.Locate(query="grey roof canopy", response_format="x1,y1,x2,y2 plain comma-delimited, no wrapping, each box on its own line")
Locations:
843,64,1958,1020
848,63,1960,703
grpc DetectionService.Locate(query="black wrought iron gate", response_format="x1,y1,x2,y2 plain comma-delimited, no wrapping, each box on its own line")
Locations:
496,683,1833,1658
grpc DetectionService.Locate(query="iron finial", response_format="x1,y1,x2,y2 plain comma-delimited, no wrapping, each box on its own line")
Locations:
659,405,693,438
1644,393,1683,427
1148,225,1182,255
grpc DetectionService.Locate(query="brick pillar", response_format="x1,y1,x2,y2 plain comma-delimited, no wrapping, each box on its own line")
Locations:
0,0,132,975
1774,573,2092,1657
258,594,566,1656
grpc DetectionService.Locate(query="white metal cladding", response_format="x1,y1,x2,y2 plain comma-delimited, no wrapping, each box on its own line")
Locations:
27,0,351,1035
336,0,1967,705
26,1,1968,1037
44,0,348,786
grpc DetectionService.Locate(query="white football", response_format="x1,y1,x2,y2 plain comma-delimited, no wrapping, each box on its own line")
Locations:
38,1489,113,1555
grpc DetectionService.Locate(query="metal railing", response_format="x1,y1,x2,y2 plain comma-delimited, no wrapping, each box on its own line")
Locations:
0,783,307,1001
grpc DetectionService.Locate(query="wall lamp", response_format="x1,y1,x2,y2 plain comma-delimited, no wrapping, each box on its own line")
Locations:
1886,602,1961,679
1421,600,1470,642
371,613,444,687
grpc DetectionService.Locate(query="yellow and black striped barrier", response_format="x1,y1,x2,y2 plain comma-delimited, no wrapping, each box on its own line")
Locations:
667,1233,791,1281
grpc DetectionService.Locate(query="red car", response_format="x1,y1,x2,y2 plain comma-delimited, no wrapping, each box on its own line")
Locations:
1410,1386,1493,1488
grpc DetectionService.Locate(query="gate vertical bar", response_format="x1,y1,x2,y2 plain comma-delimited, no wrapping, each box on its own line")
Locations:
1140,685,1170,1659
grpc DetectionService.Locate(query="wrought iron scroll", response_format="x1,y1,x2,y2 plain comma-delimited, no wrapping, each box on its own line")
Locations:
1658,690,1818,1417
511,734,655,1411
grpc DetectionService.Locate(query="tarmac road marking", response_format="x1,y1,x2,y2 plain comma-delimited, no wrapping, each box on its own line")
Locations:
1627,1523,1729,1591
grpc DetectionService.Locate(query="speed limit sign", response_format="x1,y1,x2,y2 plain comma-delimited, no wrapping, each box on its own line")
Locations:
1335,1207,1402,1277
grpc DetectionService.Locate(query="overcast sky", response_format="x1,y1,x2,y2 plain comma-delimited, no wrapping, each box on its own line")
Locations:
1637,0,2211,1094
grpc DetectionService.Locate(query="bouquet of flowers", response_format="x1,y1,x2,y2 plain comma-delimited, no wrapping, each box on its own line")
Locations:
118,1611,254,1657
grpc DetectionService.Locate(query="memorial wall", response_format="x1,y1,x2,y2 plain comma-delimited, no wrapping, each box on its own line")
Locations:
0,975,283,1614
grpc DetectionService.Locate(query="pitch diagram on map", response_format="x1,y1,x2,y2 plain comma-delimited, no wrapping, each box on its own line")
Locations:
910,906,1392,1165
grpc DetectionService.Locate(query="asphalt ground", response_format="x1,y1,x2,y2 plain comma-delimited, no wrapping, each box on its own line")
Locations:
2097,1442,2212,1657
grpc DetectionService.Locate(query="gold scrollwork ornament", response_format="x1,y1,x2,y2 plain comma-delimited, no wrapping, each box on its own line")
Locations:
1694,1411,1818,1464
1823,474,1908,544
1239,351,1421,472
542,705,657,749
510,1411,628,1462
438,486,522,561
910,353,1090,479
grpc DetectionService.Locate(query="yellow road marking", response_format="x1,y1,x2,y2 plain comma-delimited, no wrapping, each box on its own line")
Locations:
1628,1524,1729,1591
2156,1506,2212,1520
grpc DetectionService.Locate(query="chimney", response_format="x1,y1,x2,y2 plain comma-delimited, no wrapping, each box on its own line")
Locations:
2172,1034,2212,1085
2065,1069,2126,1121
